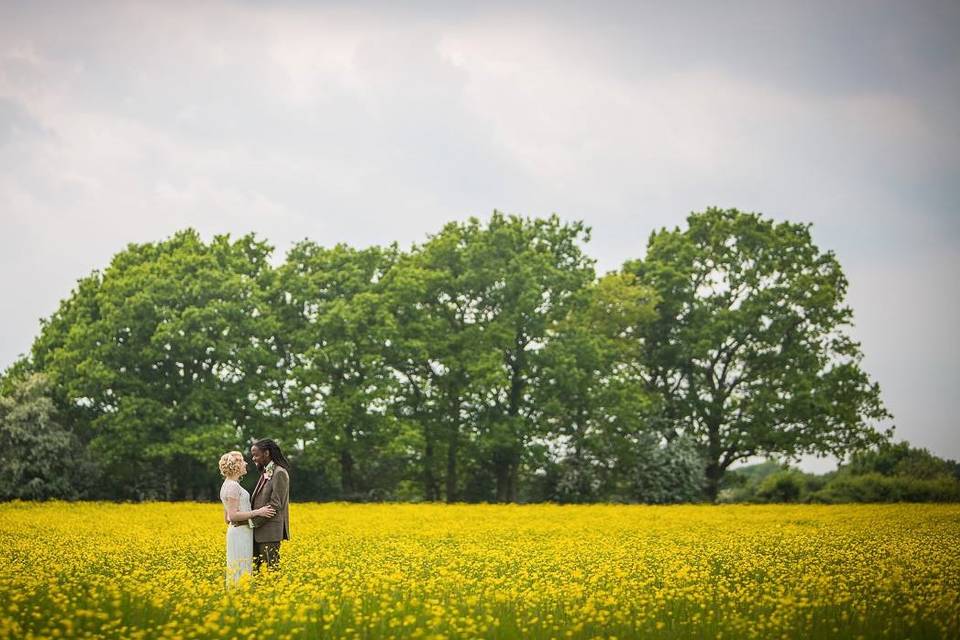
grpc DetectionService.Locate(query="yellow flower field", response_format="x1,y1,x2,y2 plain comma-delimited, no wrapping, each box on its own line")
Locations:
1,502,957,639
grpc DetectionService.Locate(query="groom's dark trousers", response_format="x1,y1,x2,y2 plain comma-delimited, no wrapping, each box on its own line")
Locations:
254,541,281,572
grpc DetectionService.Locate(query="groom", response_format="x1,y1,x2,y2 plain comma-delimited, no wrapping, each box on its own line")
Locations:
249,438,291,572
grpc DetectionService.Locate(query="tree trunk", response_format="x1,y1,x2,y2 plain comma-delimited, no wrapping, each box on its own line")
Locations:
705,460,722,502
495,350,526,502
404,377,439,501
705,422,723,502
340,448,355,496
424,426,439,501
445,398,460,503
495,462,510,502
445,430,458,503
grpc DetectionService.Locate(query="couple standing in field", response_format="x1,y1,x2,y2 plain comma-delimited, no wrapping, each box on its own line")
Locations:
217,439,291,588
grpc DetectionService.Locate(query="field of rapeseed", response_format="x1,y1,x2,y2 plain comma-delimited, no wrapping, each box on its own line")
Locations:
1,502,957,639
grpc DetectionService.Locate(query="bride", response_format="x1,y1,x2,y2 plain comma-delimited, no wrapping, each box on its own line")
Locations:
218,451,275,587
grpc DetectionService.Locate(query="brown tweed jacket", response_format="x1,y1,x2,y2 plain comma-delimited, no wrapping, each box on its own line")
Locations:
249,466,290,543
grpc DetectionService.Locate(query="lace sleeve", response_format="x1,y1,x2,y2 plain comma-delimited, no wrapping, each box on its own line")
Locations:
222,481,240,501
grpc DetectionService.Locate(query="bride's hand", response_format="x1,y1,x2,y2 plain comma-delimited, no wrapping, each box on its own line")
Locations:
257,506,276,517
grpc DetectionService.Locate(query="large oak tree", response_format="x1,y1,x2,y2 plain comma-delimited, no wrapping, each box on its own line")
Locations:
626,208,891,501
28,230,275,499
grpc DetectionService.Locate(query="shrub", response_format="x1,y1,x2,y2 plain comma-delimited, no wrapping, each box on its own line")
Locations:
812,473,960,503
756,470,807,502
634,433,706,503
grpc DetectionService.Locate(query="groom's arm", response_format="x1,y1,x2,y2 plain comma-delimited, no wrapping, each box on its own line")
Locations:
250,468,289,527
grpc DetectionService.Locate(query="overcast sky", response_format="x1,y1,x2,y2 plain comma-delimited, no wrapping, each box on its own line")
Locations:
1,1,957,469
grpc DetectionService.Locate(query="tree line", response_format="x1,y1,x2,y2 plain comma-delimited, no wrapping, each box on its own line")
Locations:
724,441,960,503
1,208,895,503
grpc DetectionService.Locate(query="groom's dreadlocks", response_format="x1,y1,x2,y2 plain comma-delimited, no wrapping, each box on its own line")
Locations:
253,438,291,472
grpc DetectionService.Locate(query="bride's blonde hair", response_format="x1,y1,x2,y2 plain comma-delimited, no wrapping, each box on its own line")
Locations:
218,451,247,478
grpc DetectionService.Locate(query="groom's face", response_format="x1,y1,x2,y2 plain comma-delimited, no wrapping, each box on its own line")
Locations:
250,444,269,469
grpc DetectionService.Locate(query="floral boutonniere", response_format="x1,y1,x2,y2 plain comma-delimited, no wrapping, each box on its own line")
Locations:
264,461,276,481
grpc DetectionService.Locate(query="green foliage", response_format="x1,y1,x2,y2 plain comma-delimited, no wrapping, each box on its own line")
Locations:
27,230,275,499
720,459,818,503
808,440,960,503
755,470,808,502
0,356,32,397
844,440,958,480
811,473,960,503
720,443,960,504
381,212,598,503
626,207,891,501
724,459,784,487
633,433,706,503
0,373,98,500
534,272,660,502
6,210,932,504
273,241,403,500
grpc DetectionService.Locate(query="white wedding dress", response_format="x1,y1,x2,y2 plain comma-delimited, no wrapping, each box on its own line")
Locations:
220,479,253,588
